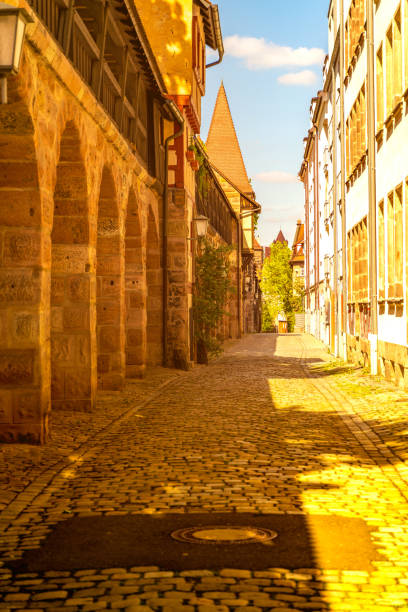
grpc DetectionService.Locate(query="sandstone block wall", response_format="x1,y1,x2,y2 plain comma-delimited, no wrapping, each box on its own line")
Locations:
0,22,164,443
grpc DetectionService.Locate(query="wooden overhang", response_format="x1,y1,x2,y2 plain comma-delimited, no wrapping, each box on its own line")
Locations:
112,0,168,98
196,0,224,58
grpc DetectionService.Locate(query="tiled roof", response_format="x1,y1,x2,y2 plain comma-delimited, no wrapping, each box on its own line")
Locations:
291,220,304,247
206,83,253,196
273,230,287,244
253,237,262,249
290,221,305,265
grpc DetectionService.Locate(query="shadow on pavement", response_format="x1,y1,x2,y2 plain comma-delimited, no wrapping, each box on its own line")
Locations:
3,339,407,603
9,512,381,573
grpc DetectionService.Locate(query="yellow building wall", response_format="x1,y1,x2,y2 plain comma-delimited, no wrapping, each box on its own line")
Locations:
134,0,195,96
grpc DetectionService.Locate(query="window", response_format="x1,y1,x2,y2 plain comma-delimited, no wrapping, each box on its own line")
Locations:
376,44,384,129
378,200,385,299
386,25,393,116
393,8,402,105
385,184,404,300
405,0,408,89
345,0,366,69
385,6,402,117
346,83,367,177
387,191,395,296
348,217,368,303
395,184,403,297
192,16,205,92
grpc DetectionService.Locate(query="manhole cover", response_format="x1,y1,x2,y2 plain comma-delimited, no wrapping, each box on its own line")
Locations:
171,526,278,545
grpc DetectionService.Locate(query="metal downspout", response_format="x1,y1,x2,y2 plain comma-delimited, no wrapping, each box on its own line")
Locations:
332,66,339,356
237,217,242,338
367,0,378,373
313,130,320,339
340,0,348,361
163,101,184,367
205,5,224,68
304,166,310,324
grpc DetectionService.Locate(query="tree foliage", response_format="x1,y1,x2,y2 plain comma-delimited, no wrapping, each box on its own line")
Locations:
193,238,234,360
260,241,303,332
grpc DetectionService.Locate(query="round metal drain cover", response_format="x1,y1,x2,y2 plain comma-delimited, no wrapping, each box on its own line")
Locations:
171,526,278,545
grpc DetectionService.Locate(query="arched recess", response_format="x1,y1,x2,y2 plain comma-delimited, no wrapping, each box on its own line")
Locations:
125,189,146,377
146,207,163,365
96,167,124,390
51,121,95,412
0,94,47,443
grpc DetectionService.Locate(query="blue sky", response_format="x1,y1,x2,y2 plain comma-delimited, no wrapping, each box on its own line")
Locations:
201,0,329,248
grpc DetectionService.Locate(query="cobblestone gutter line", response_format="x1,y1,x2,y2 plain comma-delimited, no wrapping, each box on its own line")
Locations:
2,565,408,612
299,338,408,500
1,335,408,611
0,375,186,539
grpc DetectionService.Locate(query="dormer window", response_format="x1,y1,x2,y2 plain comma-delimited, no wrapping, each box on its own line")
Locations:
193,16,205,93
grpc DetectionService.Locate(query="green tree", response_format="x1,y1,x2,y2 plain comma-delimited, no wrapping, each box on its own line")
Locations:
193,239,234,362
260,241,300,332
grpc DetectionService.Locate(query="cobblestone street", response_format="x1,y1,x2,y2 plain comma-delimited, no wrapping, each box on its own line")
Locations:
1,333,408,611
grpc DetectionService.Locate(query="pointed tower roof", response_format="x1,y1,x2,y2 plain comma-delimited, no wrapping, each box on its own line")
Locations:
273,230,287,245
206,83,253,195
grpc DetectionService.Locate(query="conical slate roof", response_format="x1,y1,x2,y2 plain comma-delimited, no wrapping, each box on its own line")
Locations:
273,230,287,244
206,83,253,195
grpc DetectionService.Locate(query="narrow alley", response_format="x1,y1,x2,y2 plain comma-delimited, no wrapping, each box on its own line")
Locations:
1,333,408,611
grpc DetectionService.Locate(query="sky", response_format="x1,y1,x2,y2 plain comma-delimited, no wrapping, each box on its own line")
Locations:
200,0,329,248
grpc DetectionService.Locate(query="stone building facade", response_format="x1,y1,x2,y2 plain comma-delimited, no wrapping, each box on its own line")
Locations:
290,221,305,287
206,83,262,334
300,0,408,386
0,0,224,443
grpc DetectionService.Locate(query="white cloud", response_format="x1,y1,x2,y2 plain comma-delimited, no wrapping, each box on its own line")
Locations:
278,70,318,86
206,48,218,61
224,35,325,70
255,171,299,184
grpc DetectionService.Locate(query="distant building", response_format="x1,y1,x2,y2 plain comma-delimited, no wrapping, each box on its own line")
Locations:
206,83,262,334
299,0,408,386
290,220,305,285
273,230,288,245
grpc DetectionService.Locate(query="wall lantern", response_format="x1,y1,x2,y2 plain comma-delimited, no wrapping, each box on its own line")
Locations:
0,3,33,104
193,215,209,238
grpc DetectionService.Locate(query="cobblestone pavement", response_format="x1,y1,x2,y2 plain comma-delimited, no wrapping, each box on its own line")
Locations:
1,333,408,611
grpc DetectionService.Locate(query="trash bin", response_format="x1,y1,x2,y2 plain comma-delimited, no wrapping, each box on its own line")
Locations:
277,313,288,333
278,320,288,333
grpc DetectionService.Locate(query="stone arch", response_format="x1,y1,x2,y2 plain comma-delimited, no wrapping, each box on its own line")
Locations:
146,207,163,365
125,189,146,377
0,91,46,443
96,166,124,390
51,121,95,412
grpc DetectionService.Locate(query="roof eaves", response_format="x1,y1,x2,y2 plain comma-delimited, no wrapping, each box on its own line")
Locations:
208,160,261,212
195,0,223,57
122,0,168,95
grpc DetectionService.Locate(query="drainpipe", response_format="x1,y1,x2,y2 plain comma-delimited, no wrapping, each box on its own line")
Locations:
304,165,310,325
332,65,339,356
163,100,184,367
313,129,320,339
237,217,242,338
340,0,348,361
366,0,378,374
205,5,224,68
238,207,262,337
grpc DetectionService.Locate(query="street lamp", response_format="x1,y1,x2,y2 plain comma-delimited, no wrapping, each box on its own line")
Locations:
193,215,209,238
0,3,33,104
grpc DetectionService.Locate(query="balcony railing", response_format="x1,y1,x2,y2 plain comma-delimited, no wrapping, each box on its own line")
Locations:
196,169,234,245
27,0,165,182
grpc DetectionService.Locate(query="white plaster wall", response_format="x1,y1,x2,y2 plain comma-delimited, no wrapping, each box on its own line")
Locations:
374,0,408,347
344,46,367,118
374,0,402,50
346,170,369,232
